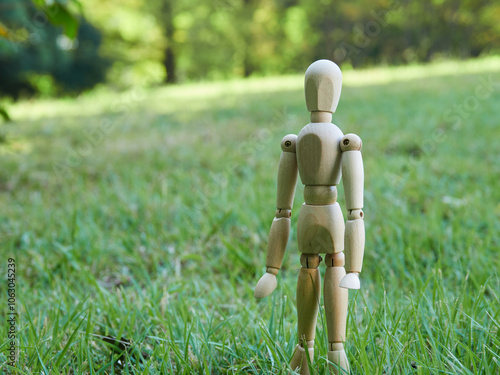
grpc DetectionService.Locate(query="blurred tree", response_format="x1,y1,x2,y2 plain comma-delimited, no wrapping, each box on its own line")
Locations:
78,0,500,84
2,0,500,92
31,0,79,39
159,0,176,83
51,21,110,92
0,0,109,98
143,0,178,83
0,103,10,121
237,0,258,77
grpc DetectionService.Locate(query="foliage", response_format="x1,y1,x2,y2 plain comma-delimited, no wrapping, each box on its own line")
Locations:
0,104,10,122
0,0,109,98
0,57,499,373
2,0,500,92
80,0,500,85
31,0,80,39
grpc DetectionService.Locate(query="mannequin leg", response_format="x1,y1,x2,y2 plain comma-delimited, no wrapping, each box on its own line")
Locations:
324,253,349,374
290,254,321,375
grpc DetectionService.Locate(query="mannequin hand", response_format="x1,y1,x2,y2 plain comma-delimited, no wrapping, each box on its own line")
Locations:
339,272,360,290
254,272,277,299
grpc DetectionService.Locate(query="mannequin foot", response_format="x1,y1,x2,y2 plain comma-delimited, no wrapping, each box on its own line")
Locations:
327,343,350,374
290,342,314,375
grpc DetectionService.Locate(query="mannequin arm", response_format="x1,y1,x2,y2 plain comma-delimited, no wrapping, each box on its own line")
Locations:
254,134,298,298
339,134,365,290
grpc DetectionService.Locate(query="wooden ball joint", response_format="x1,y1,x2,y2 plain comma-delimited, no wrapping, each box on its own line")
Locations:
254,60,365,375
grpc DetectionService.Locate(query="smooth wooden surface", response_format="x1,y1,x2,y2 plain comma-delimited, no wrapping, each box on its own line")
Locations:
290,343,314,375
341,150,364,210
276,138,298,210
339,272,360,290
304,59,342,113
255,60,365,374
296,267,320,342
324,266,348,343
344,217,365,273
300,253,322,269
253,272,277,299
310,111,332,123
297,203,344,254
265,217,290,270
340,133,362,152
297,123,344,186
325,252,345,268
328,343,350,375
303,185,337,205
254,135,299,300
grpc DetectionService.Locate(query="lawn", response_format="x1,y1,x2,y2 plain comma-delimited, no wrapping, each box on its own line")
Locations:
1,56,499,374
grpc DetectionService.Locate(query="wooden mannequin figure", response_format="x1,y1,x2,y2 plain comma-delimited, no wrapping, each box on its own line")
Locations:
254,60,365,375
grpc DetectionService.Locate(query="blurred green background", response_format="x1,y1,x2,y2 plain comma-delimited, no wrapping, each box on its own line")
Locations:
1,0,500,98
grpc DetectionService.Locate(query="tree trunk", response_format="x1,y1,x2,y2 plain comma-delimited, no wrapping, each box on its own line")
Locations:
161,0,176,83
164,45,176,83
241,0,254,77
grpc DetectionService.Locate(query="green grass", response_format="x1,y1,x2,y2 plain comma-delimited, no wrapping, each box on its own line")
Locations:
1,56,499,374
